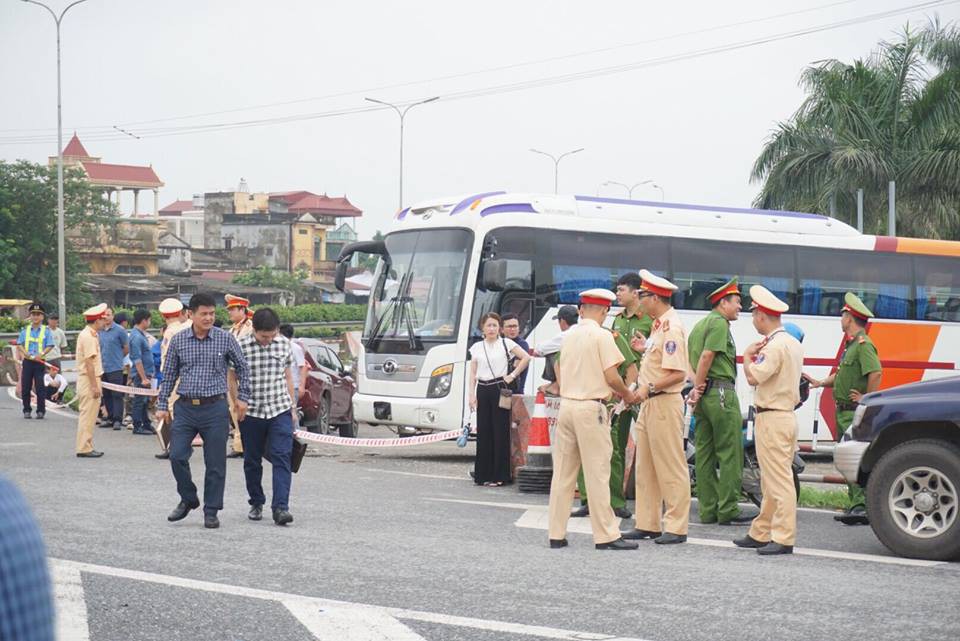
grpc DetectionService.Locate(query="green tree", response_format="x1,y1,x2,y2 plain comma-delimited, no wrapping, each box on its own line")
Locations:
0,160,114,309
232,265,307,301
752,20,960,239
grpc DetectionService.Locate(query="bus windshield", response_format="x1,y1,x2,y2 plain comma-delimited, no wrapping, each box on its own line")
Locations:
363,228,472,352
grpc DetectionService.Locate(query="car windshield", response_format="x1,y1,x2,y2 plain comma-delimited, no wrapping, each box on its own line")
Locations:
363,229,472,352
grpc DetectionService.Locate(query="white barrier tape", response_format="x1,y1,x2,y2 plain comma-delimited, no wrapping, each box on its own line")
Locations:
101,381,159,397
293,428,461,448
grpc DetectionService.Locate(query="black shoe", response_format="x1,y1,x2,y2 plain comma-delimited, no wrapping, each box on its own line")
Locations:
248,505,263,521
132,428,154,435
613,506,633,519
757,542,794,555
23,411,32,419
167,500,200,522
719,513,757,525
733,534,768,549
273,509,293,526
35,412,45,420
549,538,568,549
654,532,687,545
621,528,661,540
204,514,220,529
596,537,639,550
227,450,243,459
155,451,170,459
76,450,104,458
570,505,590,518
834,505,869,526
112,424,122,431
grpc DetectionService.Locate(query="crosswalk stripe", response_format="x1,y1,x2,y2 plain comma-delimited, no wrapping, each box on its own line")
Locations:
51,563,90,641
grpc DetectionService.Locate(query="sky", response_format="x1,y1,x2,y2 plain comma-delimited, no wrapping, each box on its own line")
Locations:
2,0,958,239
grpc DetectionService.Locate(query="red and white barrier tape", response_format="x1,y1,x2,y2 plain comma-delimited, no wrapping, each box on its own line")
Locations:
293,428,461,448
101,381,159,397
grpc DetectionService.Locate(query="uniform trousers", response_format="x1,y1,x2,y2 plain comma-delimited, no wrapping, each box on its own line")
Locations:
474,380,512,484
576,408,634,509
634,393,691,535
835,408,866,507
547,399,621,544
694,387,743,522
169,398,229,515
240,411,293,510
748,411,798,546
20,359,45,414
75,376,99,454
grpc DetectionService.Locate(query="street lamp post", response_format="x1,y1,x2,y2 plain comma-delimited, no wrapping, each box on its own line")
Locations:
530,148,584,194
639,179,665,201
22,0,89,323
600,180,660,199
365,96,439,210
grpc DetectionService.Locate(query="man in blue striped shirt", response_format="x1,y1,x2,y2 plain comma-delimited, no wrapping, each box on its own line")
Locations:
158,293,250,529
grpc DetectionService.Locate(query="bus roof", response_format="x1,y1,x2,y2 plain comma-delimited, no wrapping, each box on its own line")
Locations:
394,192,960,257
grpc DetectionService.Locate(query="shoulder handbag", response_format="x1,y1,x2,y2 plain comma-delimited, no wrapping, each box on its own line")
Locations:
482,339,514,410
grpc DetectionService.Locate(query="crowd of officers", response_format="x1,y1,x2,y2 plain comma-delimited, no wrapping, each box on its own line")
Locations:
67,293,300,529
546,270,882,554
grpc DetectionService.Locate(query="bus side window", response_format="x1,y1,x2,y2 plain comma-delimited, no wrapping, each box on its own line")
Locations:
915,255,960,321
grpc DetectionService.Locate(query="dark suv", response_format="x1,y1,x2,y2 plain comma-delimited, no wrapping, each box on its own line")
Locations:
299,339,358,438
834,376,960,561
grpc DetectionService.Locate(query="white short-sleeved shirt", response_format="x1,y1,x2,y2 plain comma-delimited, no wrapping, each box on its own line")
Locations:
44,373,67,393
289,340,306,390
469,338,519,381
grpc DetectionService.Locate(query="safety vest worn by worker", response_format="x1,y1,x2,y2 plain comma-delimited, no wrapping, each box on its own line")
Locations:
24,325,47,356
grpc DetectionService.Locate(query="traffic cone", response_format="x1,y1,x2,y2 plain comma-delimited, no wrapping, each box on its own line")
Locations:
517,391,553,494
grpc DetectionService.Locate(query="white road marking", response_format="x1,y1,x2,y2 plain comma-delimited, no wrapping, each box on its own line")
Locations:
49,558,656,641
427,497,948,568
364,468,470,481
0,441,37,447
51,563,90,641
283,598,427,640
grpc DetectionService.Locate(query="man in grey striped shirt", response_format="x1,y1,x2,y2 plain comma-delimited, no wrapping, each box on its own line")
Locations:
238,307,297,526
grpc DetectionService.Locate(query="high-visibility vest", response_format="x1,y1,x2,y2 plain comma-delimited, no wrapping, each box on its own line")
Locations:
23,325,47,356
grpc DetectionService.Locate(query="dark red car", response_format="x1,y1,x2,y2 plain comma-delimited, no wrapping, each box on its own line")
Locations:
298,338,358,437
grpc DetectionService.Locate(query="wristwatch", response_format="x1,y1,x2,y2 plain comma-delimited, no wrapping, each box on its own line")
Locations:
647,382,657,396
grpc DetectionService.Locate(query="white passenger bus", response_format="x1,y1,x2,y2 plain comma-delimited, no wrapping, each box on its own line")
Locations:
335,192,960,441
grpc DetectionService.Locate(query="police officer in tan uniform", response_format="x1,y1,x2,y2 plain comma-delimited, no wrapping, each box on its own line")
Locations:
547,289,641,550
733,285,804,556
76,303,108,458
155,298,191,459
226,294,254,458
622,270,691,545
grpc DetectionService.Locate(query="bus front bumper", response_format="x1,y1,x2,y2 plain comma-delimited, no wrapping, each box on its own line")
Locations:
353,392,460,432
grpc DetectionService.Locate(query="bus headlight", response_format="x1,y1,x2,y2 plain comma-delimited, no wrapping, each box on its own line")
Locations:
427,364,454,398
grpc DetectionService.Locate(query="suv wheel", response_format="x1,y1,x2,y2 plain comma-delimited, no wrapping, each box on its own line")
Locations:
867,439,960,561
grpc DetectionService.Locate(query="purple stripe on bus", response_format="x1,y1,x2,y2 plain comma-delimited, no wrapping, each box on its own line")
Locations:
396,207,410,220
480,203,537,216
574,195,827,220
451,191,507,215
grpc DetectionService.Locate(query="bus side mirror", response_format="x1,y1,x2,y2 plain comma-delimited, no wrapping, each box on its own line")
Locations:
480,259,507,291
334,260,349,292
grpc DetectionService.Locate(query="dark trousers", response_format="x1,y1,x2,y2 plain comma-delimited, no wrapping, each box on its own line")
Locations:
474,380,512,484
169,398,229,515
100,370,124,424
45,386,63,403
240,412,294,510
129,374,152,430
20,359,45,414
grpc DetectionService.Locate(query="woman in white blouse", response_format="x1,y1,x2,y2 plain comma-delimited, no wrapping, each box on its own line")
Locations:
469,312,530,486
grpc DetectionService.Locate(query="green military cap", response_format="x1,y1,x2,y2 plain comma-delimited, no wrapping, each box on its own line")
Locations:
842,292,874,320
708,277,740,305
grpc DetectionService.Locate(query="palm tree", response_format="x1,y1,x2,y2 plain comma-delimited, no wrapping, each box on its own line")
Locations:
752,20,960,239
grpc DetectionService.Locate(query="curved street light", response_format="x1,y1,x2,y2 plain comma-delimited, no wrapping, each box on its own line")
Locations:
365,96,440,209
639,179,665,201
22,0,91,322
530,147,584,194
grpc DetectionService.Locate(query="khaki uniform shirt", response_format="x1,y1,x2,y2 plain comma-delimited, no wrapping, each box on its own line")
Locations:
639,307,688,393
558,318,624,401
160,319,190,369
750,329,804,410
75,326,103,381
231,319,253,340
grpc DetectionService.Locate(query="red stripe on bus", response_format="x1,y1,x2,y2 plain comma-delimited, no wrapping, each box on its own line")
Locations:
735,356,954,370
874,236,898,252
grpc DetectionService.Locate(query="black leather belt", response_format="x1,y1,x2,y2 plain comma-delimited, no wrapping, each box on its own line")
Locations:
178,394,226,406
755,406,791,414
835,400,858,412
704,379,736,393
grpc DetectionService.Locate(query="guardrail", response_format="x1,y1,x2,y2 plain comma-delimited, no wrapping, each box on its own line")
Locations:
0,320,362,343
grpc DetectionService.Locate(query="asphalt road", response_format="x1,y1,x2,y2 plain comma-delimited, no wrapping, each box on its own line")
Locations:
3,387,959,641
